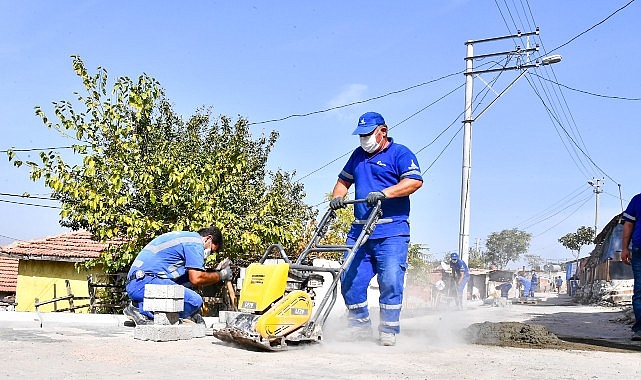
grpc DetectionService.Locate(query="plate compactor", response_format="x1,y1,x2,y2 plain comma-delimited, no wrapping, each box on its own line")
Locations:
212,199,382,351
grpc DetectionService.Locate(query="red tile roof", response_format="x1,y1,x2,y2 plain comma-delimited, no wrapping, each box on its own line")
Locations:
0,230,114,263
0,230,125,294
0,256,18,293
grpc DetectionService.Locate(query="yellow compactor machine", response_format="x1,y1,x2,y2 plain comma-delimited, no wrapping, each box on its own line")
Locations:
212,199,382,351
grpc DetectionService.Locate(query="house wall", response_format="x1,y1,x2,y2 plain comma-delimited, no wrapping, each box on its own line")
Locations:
15,260,101,312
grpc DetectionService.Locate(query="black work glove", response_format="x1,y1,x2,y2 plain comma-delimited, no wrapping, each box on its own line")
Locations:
329,196,346,210
365,191,386,206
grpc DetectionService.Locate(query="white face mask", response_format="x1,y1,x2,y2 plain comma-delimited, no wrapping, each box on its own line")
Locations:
203,248,211,258
359,132,379,153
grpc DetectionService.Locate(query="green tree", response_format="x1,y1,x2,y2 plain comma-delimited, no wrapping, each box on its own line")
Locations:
468,246,486,269
558,226,595,261
485,228,532,269
7,56,314,272
523,254,544,270
407,244,431,286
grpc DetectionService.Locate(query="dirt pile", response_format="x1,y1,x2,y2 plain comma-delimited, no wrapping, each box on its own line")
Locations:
463,321,562,348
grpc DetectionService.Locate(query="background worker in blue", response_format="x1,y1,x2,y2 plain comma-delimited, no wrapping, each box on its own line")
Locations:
449,253,469,309
329,111,423,346
622,192,641,340
124,226,232,325
555,276,563,294
529,270,538,298
495,282,512,298
516,273,531,299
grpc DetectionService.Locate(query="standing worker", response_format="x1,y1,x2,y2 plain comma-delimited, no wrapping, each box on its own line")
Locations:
329,111,423,346
622,192,641,341
123,226,232,325
449,252,470,309
516,273,531,300
530,270,538,298
555,276,563,294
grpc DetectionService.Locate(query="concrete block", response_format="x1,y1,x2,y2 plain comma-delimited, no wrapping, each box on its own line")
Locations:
143,298,184,312
134,324,194,341
133,323,207,341
153,312,180,325
144,284,184,299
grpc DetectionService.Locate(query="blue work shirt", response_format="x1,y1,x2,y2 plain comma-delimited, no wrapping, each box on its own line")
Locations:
338,138,423,239
450,259,470,278
127,231,205,281
623,193,641,247
531,272,538,285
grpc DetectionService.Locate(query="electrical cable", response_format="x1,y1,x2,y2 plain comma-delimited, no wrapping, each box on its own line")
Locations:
544,0,637,56
524,75,620,185
0,198,60,209
528,73,640,101
248,71,464,126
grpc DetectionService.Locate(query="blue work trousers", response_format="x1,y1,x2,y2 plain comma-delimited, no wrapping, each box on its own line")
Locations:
631,246,641,332
341,235,409,334
125,276,203,319
456,276,470,307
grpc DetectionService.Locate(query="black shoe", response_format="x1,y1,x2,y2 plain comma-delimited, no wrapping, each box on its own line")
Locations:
123,304,152,325
189,313,206,325
632,331,641,341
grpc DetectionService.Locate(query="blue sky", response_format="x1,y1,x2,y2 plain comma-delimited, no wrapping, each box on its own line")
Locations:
1,1,639,267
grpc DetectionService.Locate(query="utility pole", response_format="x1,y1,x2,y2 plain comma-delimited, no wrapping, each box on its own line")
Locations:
588,178,604,234
459,29,562,266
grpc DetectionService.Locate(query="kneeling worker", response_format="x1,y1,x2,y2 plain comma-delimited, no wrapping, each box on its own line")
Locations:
123,226,232,325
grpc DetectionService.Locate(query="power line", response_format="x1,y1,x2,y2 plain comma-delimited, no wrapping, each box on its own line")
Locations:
0,145,79,153
529,73,640,101
0,198,60,209
0,233,21,242
545,0,637,56
524,75,620,185
295,80,466,183
532,194,593,237
248,71,463,126
0,192,56,201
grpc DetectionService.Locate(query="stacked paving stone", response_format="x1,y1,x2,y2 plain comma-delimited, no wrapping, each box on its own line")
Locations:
573,279,633,306
133,284,206,342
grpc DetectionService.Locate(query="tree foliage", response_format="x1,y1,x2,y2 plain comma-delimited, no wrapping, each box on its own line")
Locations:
523,254,544,270
558,226,595,260
484,228,532,269
467,246,487,269
7,56,314,272
407,244,431,286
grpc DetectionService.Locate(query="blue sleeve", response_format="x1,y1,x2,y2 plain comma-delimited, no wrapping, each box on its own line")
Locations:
338,149,358,183
623,194,641,223
395,146,422,181
184,241,205,270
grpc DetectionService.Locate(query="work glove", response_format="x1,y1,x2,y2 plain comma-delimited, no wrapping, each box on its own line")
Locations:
329,196,346,210
365,191,386,206
216,258,233,281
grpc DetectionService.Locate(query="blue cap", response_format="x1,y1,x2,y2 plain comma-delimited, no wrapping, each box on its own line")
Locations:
352,112,385,135
450,253,458,261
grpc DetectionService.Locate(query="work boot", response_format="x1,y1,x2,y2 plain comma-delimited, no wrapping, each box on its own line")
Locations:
351,326,373,341
189,313,206,325
379,332,396,346
123,304,152,326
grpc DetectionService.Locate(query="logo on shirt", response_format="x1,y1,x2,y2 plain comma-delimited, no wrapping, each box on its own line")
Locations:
407,160,419,170
376,160,386,167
